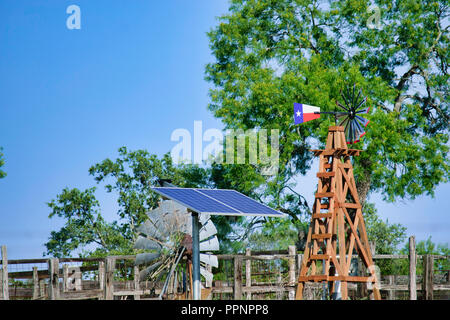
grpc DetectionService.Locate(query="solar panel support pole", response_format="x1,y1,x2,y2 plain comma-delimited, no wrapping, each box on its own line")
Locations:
191,212,201,300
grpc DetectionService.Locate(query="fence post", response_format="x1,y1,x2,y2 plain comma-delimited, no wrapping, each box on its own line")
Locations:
233,256,243,300
104,257,115,300
98,261,105,293
245,249,251,300
408,236,417,300
39,279,45,298
48,258,60,300
387,275,394,300
134,265,140,300
276,272,283,300
288,245,296,300
32,267,39,299
423,255,434,300
1,245,9,300
63,264,69,292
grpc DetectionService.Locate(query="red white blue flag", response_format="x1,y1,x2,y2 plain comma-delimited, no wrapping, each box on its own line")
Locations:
293,103,320,124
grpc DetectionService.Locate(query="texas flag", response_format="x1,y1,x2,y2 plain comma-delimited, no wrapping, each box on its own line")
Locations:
294,103,320,124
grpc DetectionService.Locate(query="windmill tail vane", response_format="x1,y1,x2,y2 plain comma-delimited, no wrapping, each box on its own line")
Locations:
293,86,370,144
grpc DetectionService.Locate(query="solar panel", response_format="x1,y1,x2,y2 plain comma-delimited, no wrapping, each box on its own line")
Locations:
196,189,281,216
151,187,285,217
151,188,239,214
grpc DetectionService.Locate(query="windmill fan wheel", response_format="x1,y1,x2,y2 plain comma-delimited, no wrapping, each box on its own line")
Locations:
133,200,219,299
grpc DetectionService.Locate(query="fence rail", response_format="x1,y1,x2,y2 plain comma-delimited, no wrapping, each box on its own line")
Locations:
1,236,449,300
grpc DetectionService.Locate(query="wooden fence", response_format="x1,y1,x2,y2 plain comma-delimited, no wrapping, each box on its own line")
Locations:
1,237,449,300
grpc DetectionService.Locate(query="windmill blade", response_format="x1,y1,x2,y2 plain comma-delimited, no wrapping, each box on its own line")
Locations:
199,219,217,241
344,115,351,136
337,113,349,125
200,253,218,268
356,107,370,114
147,212,172,239
354,96,367,111
139,261,164,282
134,236,162,251
146,200,191,238
137,218,165,240
336,101,349,112
351,84,356,106
161,201,190,234
354,89,362,108
347,118,365,144
200,267,213,286
135,252,161,266
348,119,355,144
352,120,363,143
341,91,351,111
355,115,370,128
352,118,365,138
200,236,220,251
338,116,350,129
199,213,211,225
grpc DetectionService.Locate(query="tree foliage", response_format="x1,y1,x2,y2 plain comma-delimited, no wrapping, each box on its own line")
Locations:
45,187,129,257
0,147,6,179
205,0,449,206
204,0,449,251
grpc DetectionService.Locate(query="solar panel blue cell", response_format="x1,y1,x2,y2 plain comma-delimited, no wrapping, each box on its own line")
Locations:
151,188,239,214
196,189,283,216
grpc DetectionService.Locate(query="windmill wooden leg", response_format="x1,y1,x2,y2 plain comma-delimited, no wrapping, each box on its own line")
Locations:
373,286,381,300
296,257,311,300
341,282,348,300
296,282,304,300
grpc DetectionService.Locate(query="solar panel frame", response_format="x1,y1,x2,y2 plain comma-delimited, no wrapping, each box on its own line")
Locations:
151,187,286,218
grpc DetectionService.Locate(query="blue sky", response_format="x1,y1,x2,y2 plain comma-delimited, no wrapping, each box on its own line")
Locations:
0,0,448,259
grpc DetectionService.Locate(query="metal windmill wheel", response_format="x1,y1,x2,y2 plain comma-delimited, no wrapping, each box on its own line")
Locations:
133,200,219,299
294,84,370,144
335,85,370,144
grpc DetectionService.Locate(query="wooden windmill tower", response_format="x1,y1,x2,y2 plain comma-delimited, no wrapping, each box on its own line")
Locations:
293,86,381,300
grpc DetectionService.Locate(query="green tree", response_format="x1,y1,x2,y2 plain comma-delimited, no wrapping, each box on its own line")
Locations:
44,147,246,257
205,0,449,247
45,187,129,257
45,148,184,257
0,147,6,179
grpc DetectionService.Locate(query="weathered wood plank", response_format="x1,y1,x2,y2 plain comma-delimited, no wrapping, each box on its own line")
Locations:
288,246,296,300
60,289,102,300
1,245,9,300
133,266,140,300
233,257,243,300
48,258,60,300
104,257,115,300
8,265,99,280
409,236,417,300
245,249,251,300
32,267,39,300
423,255,434,300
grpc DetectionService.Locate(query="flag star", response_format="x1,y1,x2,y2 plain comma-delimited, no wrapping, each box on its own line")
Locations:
296,111,301,117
